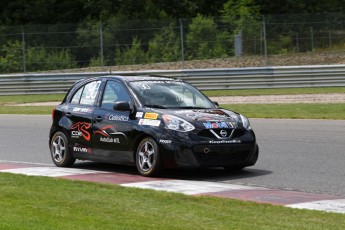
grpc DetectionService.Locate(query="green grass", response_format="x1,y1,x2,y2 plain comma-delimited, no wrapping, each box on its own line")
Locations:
1,87,344,105
222,103,345,120
203,87,345,97
0,106,54,114
1,104,344,120
0,94,64,105
0,173,344,230
0,88,344,119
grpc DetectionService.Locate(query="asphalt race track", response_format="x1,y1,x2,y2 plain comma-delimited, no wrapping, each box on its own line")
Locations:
1,114,344,197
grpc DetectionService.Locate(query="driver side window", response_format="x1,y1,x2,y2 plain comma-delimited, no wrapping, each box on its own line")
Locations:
101,81,130,110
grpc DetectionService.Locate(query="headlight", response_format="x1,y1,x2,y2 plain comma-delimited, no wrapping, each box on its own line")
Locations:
162,115,195,132
240,114,251,130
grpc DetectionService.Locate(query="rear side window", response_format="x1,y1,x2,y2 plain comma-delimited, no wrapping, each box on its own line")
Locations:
70,81,101,105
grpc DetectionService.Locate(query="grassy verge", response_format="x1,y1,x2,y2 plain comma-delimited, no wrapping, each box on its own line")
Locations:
0,173,344,230
0,88,344,119
0,106,54,114
1,104,344,120
203,87,345,97
0,87,344,105
0,94,64,105
222,103,345,120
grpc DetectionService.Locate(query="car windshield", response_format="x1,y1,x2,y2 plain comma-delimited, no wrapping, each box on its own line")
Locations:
129,80,216,109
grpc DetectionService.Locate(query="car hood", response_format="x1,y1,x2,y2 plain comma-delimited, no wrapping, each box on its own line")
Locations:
150,108,242,129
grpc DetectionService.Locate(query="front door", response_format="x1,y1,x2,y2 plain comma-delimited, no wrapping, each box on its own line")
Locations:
92,80,133,163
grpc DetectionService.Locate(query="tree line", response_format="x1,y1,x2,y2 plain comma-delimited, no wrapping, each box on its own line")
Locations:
1,0,345,73
1,0,344,26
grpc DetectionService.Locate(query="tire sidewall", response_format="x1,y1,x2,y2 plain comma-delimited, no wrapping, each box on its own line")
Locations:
136,137,162,177
50,131,75,167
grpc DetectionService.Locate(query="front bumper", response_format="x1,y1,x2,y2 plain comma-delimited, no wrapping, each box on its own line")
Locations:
158,130,259,168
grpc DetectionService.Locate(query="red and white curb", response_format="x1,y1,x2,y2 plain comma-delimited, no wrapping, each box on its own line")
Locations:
1,161,345,214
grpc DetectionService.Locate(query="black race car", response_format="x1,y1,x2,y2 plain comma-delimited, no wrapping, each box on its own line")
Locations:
49,75,259,176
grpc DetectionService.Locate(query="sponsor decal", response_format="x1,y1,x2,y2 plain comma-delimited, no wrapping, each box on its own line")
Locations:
227,122,236,128
174,110,193,114
100,137,120,143
73,146,92,154
136,112,144,118
72,107,93,113
209,140,241,144
203,122,229,129
94,125,127,142
185,111,229,121
144,112,159,119
106,114,129,121
159,139,172,144
138,119,161,127
71,122,91,141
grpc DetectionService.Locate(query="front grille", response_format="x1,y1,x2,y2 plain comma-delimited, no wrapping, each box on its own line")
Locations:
198,128,245,139
193,144,253,165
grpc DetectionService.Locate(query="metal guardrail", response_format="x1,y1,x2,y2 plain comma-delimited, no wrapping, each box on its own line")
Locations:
1,65,345,95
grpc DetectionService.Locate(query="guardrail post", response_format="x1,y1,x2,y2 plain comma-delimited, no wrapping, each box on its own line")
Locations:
21,26,26,73
100,22,104,68
310,27,314,52
179,19,185,69
262,15,268,66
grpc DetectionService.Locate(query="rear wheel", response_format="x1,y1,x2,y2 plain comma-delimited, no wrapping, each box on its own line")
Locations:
136,137,162,177
50,131,75,167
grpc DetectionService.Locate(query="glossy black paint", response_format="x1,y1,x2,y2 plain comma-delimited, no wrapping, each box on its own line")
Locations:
49,75,259,172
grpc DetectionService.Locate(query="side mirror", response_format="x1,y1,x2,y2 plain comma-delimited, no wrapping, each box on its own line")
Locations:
213,101,219,107
113,101,132,112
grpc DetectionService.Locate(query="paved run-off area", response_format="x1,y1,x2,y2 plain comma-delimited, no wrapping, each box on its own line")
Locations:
1,161,345,214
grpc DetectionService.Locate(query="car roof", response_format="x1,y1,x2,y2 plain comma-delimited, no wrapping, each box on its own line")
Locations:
98,75,180,83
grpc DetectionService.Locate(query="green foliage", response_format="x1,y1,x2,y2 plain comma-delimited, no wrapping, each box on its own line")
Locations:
26,47,77,71
186,15,230,59
2,0,345,72
147,25,180,62
88,56,109,67
0,40,23,72
0,40,77,73
221,0,260,31
115,37,147,65
268,35,295,54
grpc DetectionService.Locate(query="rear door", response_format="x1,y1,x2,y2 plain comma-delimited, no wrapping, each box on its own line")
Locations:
65,80,101,155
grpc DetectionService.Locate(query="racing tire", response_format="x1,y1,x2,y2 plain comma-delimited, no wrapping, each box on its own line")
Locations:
50,131,76,167
136,137,162,177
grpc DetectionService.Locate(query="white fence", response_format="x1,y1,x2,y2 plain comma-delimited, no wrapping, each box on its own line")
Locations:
1,65,345,95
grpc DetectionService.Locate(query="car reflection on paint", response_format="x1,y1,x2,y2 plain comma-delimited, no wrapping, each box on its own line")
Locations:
49,75,259,177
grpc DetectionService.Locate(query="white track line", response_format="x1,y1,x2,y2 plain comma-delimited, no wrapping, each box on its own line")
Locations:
287,199,345,214
122,180,265,195
0,166,108,177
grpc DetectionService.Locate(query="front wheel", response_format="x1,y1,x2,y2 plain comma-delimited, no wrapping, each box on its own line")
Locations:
50,131,76,167
136,137,162,177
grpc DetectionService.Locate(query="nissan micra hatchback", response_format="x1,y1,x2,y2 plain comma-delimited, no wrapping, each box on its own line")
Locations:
49,75,259,176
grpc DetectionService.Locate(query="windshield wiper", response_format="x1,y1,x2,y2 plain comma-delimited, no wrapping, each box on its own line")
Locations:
143,104,167,109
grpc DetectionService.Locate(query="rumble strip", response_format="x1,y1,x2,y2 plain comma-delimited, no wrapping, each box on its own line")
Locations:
1,161,344,214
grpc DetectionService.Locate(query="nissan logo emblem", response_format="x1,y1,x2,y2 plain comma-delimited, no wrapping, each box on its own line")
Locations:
220,130,227,137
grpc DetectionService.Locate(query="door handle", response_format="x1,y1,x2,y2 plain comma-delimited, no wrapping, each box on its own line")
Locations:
65,112,72,117
95,116,103,122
